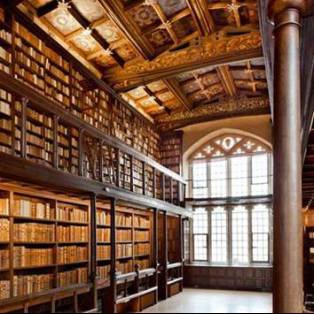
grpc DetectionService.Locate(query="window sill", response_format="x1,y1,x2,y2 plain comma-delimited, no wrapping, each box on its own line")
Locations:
184,262,273,269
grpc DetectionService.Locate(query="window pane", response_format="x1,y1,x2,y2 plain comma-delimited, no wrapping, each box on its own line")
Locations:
252,205,269,262
231,156,248,197
192,161,208,198
193,208,208,234
251,154,269,196
194,235,208,261
232,206,249,264
210,159,227,198
211,207,227,264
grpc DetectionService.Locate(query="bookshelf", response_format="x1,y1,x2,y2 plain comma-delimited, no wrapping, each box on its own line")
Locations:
157,213,183,301
160,132,183,205
0,186,91,304
0,13,161,163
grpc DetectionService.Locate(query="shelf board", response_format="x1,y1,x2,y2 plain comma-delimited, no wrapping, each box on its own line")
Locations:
13,216,55,224
56,220,88,226
116,226,132,230
14,241,56,246
0,268,9,272
57,241,89,245
58,260,89,267
97,224,110,228
14,264,56,271
116,256,133,261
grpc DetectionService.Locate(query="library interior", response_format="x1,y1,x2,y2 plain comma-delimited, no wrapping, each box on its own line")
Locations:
0,0,313,313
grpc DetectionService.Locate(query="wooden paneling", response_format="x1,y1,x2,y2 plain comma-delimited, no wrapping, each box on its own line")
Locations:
184,265,272,292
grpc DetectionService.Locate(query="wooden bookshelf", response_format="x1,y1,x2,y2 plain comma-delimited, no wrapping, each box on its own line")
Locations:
0,185,91,305
160,132,184,206
157,213,183,301
0,16,160,161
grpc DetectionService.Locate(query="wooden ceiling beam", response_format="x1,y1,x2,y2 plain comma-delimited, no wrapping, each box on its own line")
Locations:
163,78,193,111
2,0,26,8
98,0,155,60
106,32,263,92
142,86,171,115
216,65,237,97
36,0,125,67
64,16,108,42
37,0,67,18
66,3,125,68
148,2,179,45
186,0,215,36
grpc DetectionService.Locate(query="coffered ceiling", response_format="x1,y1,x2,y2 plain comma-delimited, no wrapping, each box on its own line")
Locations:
19,0,269,127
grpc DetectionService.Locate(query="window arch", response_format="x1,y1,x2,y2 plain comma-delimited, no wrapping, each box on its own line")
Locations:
189,133,272,199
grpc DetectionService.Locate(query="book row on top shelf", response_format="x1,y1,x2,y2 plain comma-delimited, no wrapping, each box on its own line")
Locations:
0,184,154,302
0,10,161,161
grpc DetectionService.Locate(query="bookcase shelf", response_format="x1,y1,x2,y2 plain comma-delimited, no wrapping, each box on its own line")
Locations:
0,13,161,163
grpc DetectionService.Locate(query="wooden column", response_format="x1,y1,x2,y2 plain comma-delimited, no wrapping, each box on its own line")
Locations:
90,193,98,308
268,1,307,312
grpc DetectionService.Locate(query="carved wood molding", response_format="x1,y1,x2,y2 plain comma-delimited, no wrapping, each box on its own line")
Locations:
104,32,263,91
156,96,270,132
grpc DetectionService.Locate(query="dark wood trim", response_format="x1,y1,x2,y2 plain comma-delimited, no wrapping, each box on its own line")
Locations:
0,152,191,217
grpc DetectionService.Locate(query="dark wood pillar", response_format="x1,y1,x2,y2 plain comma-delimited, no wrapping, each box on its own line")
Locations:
268,1,308,312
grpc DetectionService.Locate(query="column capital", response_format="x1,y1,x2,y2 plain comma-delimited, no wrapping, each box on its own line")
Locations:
268,0,309,22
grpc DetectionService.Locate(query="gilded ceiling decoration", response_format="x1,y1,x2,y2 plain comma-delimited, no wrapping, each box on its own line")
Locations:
20,0,269,126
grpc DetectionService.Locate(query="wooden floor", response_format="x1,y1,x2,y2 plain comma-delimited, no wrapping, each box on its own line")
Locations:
143,288,272,313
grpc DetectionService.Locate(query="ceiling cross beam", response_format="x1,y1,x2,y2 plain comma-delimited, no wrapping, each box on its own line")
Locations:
163,78,193,111
36,0,125,67
145,1,179,45
105,32,263,92
216,65,237,97
142,86,171,115
66,3,125,68
97,0,155,60
186,0,215,36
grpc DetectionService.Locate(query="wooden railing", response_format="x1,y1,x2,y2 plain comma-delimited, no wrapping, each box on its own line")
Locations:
0,70,186,207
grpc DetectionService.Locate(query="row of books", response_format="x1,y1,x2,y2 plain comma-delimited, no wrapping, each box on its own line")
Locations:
58,246,88,265
116,213,132,227
0,198,9,215
135,259,150,270
134,216,150,229
0,99,11,117
58,267,88,288
116,243,132,258
57,205,88,223
0,249,9,269
97,210,111,226
116,230,132,243
1,21,162,162
13,274,54,297
0,280,10,300
97,265,110,280
57,225,88,243
13,247,53,268
97,229,110,243
13,223,55,242
134,230,150,242
97,245,110,260
13,198,53,219
0,28,12,45
116,260,133,274
134,243,150,256
0,218,9,241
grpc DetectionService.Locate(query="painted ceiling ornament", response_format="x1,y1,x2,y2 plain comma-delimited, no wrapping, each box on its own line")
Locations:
55,0,71,27
82,27,92,37
103,48,113,57
160,20,172,30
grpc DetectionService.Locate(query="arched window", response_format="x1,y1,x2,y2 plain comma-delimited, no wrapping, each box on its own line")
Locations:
189,133,272,199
